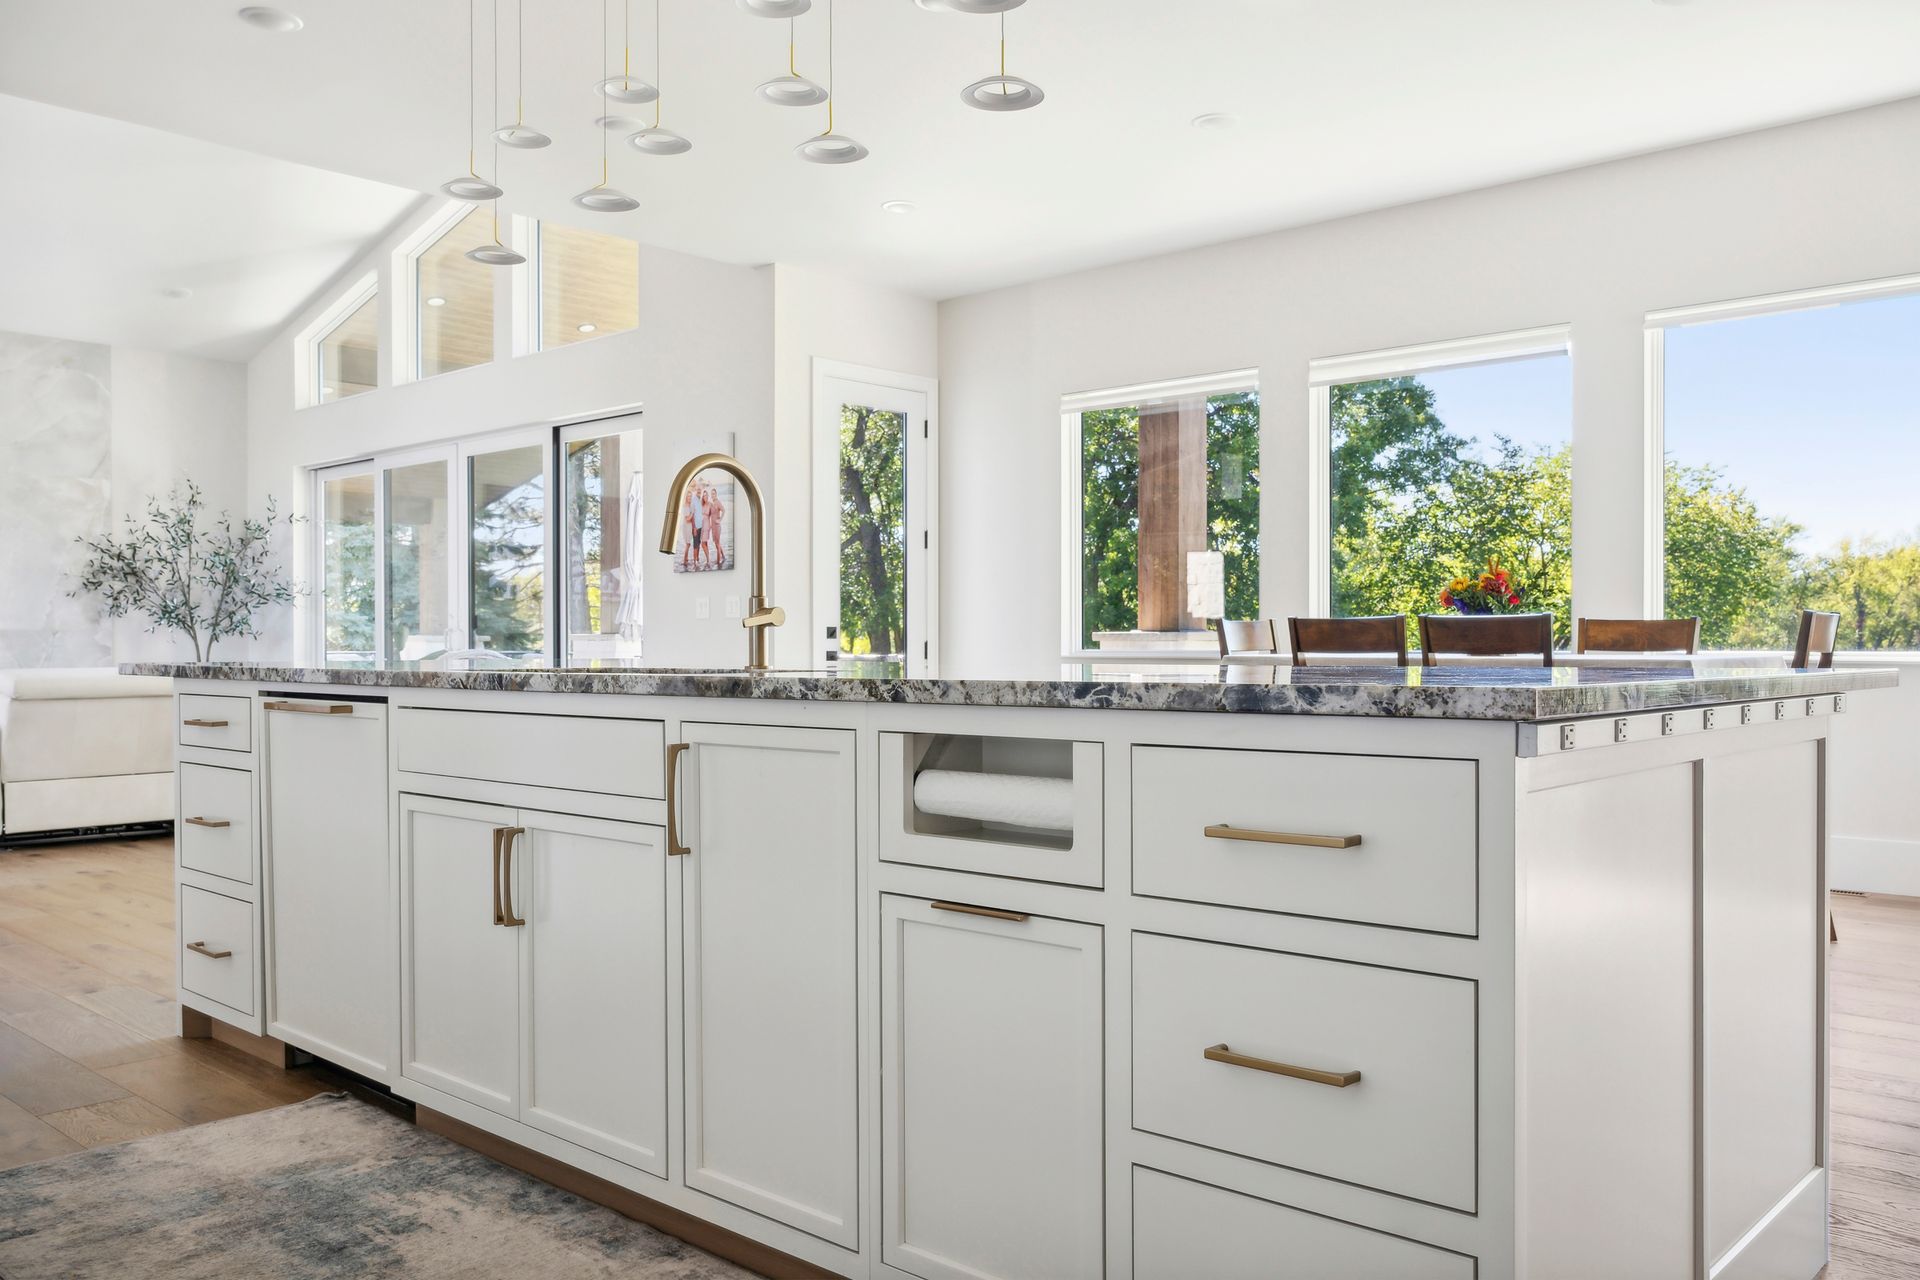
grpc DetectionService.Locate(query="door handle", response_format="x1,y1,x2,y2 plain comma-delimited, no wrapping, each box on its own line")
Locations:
491,827,506,926
186,941,233,960
182,718,230,728
183,817,231,829
500,827,527,927
666,743,690,856
262,700,355,715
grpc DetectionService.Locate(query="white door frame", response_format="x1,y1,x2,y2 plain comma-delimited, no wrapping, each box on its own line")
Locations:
811,359,939,676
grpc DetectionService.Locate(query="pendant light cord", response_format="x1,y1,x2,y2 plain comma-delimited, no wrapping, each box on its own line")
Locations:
601,0,611,185
465,0,479,178
788,17,796,77
516,0,525,126
1000,12,1006,76
653,0,663,127
623,0,631,86
823,0,835,135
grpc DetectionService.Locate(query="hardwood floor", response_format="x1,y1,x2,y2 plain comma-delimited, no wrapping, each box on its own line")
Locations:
0,840,1915,1276
0,838,343,1170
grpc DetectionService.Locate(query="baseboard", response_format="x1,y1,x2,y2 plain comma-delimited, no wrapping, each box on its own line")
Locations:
416,1107,840,1280
1830,835,1920,897
180,1010,295,1069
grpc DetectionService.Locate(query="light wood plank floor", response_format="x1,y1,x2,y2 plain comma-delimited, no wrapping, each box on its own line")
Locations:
0,841,1916,1276
0,838,343,1168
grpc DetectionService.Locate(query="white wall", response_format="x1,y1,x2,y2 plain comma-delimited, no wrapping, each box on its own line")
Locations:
937,94,1920,886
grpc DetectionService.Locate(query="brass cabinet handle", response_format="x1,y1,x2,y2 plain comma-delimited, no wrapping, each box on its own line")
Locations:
262,701,354,715
1203,1042,1361,1088
1204,824,1362,850
666,743,690,856
183,816,231,829
182,718,230,728
186,940,233,960
499,827,527,927
931,900,1030,923
490,827,506,926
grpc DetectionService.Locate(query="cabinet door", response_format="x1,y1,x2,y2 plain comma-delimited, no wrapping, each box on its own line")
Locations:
680,722,859,1247
400,794,521,1117
881,897,1105,1280
264,699,393,1081
517,811,669,1177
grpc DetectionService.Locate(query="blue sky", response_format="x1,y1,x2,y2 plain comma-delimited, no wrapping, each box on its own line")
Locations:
1409,292,1920,554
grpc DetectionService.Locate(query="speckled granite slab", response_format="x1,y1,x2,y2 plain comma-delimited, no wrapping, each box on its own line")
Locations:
123,659,1898,723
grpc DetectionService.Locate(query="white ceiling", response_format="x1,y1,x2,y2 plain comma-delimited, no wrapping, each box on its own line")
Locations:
3,0,1920,359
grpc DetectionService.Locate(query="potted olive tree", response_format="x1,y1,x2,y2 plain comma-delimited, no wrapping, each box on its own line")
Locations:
72,482,302,662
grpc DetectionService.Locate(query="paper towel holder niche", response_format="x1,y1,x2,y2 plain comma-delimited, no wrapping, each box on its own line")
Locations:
906,731,1077,851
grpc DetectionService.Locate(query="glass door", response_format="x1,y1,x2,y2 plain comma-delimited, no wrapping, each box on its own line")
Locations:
383,450,455,660
813,367,936,676
316,464,377,662
559,415,645,664
464,434,553,662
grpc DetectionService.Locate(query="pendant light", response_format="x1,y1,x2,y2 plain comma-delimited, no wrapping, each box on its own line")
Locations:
598,0,658,105
739,0,811,15
491,0,551,147
922,0,1026,11
628,0,692,155
440,0,504,201
467,185,526,264
755,17,828,106
960,11,1043,111
795,0,866,163
575,0,642,211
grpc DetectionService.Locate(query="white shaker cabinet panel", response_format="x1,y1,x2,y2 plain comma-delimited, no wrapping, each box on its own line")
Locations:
264,698,393,1081
400,794,522,1119
680,722,859,1249
518,812,669,1178
881,897,1104,1280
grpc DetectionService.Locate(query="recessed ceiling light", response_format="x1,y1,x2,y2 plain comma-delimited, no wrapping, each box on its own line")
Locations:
577,323,597,334
881,200,918,215
159,287,194,300
237,6,303,32
425,296,446,307
1191,112,1239,130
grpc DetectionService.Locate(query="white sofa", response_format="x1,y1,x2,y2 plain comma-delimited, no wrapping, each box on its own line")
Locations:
0,668,174,843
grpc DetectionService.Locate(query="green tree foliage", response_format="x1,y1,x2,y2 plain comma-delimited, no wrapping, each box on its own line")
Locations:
839,405,907,658
1661,461,1798,648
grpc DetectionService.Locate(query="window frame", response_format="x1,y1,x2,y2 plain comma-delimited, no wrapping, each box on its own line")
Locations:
1058,368,1260,660
394,200,516,385
1306,325,1573,619
557,414,646,663
528,220,641,355
296,272,379,409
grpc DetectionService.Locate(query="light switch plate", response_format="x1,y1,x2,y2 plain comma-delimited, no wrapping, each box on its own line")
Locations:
695,596,710,620
724,596,741,619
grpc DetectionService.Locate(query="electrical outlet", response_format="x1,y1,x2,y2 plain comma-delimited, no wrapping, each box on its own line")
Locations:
1704,707,1718,729
1774,701,1787,721
1740,704,1754,725
694,596,710,620
1614,718,1629,743
1661,712,1676,736
1835,694,1848,713
1559,724,1576,751
724,596,741,619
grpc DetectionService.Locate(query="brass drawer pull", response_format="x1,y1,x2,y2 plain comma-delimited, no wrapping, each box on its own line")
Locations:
500,827,527,927
666,743,690,856
931,900,1030,923
183,817,231,829
1204,824,1362,850
262,701,354,715
186,941,233,960
491,827,506,926
1204,1042,1361,1088
182,718,230,728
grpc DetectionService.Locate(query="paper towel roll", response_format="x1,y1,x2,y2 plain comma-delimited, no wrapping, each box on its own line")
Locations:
913,769,1074,833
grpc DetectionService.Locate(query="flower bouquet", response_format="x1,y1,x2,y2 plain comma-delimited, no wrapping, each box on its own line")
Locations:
1437,559,1525,615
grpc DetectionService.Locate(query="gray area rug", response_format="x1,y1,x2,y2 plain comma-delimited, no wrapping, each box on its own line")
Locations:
0,1092,755,1279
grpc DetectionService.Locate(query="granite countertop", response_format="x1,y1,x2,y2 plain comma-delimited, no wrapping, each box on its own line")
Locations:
122,659,1898,723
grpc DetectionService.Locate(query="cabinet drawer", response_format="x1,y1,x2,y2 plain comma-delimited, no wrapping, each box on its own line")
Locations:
1133,1167,1473,1280
177,762,253,884
1132,746,1477,934
179,694,251,753
1132,933,1477,1210
180,885,254,1016
394,708,664,799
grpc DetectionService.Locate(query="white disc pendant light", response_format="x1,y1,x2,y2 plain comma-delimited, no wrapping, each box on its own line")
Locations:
440,1,505,201
739,0,811,16
491,0,551,147
926,0,1026,12
466,204,526,264
755,17,828,106
598,0,658,104
796,0,866,163
961,12,1043,111
627,0,691,155
576,0,642,210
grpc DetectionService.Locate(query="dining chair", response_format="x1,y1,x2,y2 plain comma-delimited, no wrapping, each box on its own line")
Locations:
1213,618,1280,658
1417,613,1556,667
1791,610,1840,669
1576,617,1701,654
1286,615,1409,666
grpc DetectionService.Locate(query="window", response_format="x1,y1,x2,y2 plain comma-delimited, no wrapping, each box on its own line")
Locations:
538,222,639,351
1063,373,1259,653
384,457,452,660
1316,333,1572,644
318,468,376,660
561,418,644,661
1657,284,1920,651
416,205,496,378
311,285,374,402
466,440,548,659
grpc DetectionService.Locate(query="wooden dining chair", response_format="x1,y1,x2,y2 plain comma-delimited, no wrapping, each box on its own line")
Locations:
1417,613,1556,667
1791,610,1840,669
1213,619,1280,658
1286,615,1409,666
1576,617,1701,654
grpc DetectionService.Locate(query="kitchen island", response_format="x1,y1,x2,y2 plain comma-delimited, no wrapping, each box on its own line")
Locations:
131,659,1897,1280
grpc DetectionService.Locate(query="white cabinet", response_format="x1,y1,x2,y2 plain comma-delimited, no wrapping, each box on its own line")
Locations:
881,897,1104,1280
679,722,859,1248
263,698,393,1081
399,794,669,1174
